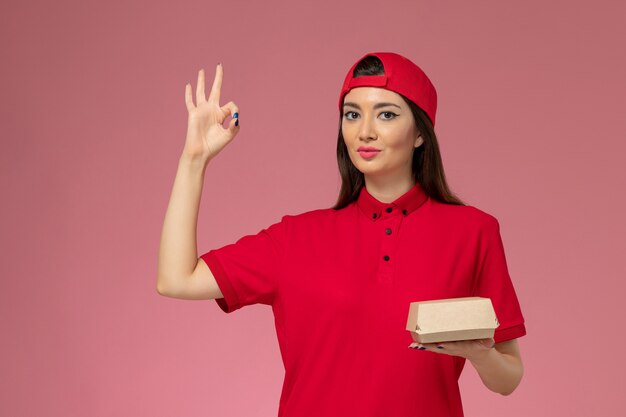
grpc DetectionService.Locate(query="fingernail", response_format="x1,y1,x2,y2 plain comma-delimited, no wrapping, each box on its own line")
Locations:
418,346,426,350
233,112,238,118
437,345,444,349
235,119,239,127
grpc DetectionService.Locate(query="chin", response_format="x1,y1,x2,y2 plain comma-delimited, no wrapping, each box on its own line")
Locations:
355,164,382,176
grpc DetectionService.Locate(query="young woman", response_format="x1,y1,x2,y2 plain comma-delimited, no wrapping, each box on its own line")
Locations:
157,52,527,417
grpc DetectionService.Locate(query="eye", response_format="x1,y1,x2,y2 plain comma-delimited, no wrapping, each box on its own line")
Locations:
380,111,398,120
344,111,358,120
343,111,398,120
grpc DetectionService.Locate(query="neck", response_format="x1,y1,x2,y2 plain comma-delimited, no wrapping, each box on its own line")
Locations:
364,175,416,204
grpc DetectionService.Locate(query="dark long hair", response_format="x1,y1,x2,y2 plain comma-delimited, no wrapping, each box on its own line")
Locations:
332,56,465,210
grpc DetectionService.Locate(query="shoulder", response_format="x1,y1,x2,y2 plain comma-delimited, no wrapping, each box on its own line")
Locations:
427,198,500,231
279,206,346,225
273,206,353,237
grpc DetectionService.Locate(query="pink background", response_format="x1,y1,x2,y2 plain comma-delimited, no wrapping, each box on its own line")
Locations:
1,0,624,416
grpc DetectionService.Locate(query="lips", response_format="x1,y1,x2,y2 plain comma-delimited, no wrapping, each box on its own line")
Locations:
357,149,381,159
357,147,381,152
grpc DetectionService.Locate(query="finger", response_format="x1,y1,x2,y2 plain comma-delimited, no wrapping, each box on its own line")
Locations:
226,114,240,132
220,101,239,119
425,343,446,350
196,68,206,104
408,342,441,351
185,82,194,111
220,101,240,131
208,63,223,104
408,343,426,350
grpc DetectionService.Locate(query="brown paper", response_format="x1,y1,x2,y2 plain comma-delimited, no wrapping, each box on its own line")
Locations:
406,297,499,344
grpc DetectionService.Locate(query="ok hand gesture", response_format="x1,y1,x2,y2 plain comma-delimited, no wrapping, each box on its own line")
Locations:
182,64,240,162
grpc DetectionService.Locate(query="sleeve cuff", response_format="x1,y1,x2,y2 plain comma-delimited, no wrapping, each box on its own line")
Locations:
494,323,527,343
201,250,241,313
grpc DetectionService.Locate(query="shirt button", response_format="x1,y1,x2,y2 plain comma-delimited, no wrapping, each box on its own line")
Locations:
385,228,392,235
372,213,377,219
386,207,392,213
402,209,408,215
383,255,390,261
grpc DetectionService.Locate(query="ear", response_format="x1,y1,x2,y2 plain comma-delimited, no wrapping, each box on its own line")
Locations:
414,134,424,148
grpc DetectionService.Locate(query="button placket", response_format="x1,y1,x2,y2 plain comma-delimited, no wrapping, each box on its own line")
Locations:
377,207,402,283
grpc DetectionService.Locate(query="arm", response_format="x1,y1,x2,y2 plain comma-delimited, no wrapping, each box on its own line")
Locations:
156,156,210,295
156,64,239,298
411,337,524,395
468,339,524,396
467,217,526,394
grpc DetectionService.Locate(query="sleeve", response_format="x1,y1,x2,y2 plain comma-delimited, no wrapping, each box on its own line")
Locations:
472,216,527,343
199,214,289,314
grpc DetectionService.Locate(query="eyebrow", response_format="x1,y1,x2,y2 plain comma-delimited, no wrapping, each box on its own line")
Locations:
343,102,402,110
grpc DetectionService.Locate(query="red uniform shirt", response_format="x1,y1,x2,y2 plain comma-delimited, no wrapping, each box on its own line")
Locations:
200,182,527,417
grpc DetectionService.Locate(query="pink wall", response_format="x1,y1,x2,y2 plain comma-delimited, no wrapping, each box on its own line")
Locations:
1,0,624,415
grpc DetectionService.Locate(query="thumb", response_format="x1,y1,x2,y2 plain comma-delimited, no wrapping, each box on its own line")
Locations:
219,101,240,135
226,112,239,134
479,338,496,348
232,111,240,128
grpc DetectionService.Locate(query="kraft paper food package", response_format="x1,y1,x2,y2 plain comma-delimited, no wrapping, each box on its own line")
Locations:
406,297,499,344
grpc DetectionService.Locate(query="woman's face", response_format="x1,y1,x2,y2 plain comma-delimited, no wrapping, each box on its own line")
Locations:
341,87,423,183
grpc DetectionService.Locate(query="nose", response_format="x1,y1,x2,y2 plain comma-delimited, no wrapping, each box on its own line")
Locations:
357,115,377,142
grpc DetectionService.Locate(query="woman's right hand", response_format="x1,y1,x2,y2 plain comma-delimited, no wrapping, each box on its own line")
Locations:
182,64,240,163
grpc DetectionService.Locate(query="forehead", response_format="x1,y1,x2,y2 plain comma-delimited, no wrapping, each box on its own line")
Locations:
343,87,404,106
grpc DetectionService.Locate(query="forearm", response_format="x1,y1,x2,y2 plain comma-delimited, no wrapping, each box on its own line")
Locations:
469,347,524,395
157,155,208,291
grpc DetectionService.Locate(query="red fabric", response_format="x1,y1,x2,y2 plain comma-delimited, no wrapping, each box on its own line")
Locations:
338,51,438,126
200,182,526,417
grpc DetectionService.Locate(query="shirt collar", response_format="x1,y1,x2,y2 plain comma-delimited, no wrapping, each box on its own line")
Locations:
357,182,429,222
